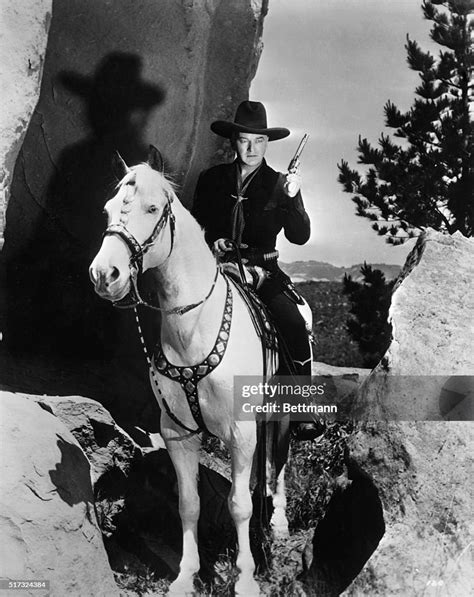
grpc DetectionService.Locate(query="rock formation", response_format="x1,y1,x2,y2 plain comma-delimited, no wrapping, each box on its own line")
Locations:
302,230,474,596
30,394,140,484
0,0,268,432
0,391,118,596
0,0,52,250
353,229,474,422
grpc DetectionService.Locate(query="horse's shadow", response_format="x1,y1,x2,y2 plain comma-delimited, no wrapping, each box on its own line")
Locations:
98,448,241,584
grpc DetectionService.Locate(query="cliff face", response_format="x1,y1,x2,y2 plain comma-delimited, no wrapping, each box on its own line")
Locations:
0,0,267,428
0,0,52,250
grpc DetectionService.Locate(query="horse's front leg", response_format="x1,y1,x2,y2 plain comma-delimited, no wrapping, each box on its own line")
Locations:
227,421,261,597
163,423,201,596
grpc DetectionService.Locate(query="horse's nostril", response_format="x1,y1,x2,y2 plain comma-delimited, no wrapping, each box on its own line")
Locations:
89,265,98,284
110,266,120,281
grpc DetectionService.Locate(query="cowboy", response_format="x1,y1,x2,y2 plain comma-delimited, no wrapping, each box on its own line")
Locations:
192,101,320,440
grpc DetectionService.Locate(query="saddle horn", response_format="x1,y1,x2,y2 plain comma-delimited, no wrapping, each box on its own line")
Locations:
112,151,129,180
148,144,164,172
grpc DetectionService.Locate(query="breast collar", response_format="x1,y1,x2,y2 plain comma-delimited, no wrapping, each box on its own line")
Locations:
150,276,233,435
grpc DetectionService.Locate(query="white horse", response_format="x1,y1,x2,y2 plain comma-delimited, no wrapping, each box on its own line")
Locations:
89,147,290,596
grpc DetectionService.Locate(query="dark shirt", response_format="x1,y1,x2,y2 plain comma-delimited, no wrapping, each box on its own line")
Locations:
192,159,310,256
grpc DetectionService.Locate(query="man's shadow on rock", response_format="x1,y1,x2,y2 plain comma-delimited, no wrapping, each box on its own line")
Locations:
11,52,164,359
2,53,165,425
50,436,95,508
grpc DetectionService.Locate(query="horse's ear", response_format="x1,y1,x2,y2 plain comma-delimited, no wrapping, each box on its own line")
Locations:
112,151,129,180
148,145,164,172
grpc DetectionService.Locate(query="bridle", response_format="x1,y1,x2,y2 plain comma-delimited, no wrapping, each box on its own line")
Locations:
103,189,219,315
104,195,175,278
103,190,176,311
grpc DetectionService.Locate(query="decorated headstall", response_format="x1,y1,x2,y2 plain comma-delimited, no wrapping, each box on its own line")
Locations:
104,145,176,309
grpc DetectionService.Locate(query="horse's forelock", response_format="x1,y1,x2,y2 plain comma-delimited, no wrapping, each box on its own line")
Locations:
115,170,136,190
137,163,177,202
115,163,177,211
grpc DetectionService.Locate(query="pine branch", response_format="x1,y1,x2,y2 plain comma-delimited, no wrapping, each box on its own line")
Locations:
406,36,435,71
387,231,422,245
422,0,437,21
437,77,463,90
336,0,472,241
357,136,383,165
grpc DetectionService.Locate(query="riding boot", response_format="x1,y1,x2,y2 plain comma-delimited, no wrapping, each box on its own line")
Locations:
260,286,324,441
292,358,325,441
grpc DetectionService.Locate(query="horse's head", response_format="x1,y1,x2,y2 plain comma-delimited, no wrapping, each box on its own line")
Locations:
89,145,176,303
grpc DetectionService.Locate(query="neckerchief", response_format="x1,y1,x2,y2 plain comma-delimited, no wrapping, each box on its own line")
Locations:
231,161,263,245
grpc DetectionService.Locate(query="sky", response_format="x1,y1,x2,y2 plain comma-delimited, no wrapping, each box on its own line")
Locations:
251,0,440,266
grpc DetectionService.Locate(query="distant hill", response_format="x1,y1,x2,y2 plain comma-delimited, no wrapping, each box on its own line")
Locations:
279,260,401,282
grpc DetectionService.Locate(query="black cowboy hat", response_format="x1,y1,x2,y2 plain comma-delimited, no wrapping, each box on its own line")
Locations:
211,101,290,141
59,52,163,110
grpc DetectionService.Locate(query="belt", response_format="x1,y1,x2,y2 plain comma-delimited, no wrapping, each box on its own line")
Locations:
240,248,279,263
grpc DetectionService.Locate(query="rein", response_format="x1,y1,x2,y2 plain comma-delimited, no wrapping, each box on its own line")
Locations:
122,264,220,315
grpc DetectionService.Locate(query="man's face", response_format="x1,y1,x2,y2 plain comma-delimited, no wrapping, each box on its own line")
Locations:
234,132,268,168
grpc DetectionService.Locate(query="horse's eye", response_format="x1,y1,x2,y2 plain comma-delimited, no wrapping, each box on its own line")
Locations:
148,205,158,214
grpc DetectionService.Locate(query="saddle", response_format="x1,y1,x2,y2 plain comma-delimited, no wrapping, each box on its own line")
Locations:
224,271,280,379
220,262,297,379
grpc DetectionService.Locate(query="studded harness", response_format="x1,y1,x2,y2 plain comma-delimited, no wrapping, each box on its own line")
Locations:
149,277,233,435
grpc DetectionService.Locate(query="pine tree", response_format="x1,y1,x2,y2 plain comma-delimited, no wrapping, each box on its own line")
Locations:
338,0,473,244
342,265,395,368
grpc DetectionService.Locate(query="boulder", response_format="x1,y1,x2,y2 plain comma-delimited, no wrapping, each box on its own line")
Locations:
26,393,141,543
0,391,118,596
302,230,474,596
383,230,474,377
30,394,140,485
0,0,52,250
311,361,371,417
312,362,371,378
353,229,474,422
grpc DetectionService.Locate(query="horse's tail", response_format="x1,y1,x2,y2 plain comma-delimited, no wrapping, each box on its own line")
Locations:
251,419,272,571
252,414,291,571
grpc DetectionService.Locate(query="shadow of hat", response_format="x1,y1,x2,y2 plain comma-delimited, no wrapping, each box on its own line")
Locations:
211,101,290,141
59,52,164,111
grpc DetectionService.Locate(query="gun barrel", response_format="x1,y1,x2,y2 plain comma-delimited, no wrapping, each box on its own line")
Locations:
288,134,309,170
294,133,309,160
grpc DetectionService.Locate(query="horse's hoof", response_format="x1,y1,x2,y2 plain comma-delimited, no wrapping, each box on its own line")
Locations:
168,579,195,596
235,577,260,597
272,523,290,539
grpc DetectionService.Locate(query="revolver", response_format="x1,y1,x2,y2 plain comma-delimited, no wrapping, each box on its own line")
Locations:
288,133,309,172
